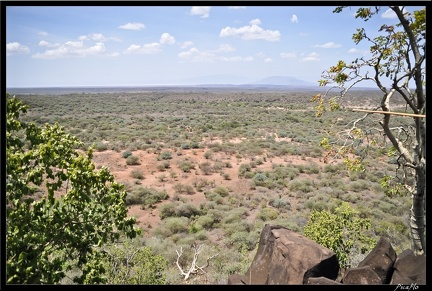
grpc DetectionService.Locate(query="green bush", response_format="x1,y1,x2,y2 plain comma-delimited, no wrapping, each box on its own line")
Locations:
98,237,168,284
126,155,140,165
178,160,195,173
252,173,268,187
94,142,108,152
130,169,144,179
164,217,189,234
126,186,168,206
159,202,177,219
196,215,215,229
238,163,252,178
122,150,133,158
159,150,172,160
213,186,229,197
303,202,376,269
257,207,279,221
199,162,213,175
221,207,249,225
269,198,290,209
175,203,201,218
288,178,314,193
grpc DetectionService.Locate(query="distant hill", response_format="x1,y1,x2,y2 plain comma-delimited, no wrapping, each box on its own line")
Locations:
176,74,317,87
176,74,255,85
249,76,316,86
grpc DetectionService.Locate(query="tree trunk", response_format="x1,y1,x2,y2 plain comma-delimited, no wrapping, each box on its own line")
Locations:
411,160,426,255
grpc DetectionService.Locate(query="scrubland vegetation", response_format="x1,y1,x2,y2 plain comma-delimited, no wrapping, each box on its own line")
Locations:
12,89,412,284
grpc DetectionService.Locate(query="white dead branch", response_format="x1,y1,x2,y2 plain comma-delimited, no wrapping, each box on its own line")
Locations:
175,244,218,281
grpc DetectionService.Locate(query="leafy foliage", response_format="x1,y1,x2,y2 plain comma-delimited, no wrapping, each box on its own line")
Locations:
98,238,168,284
303,202,376,269
6,94,140,284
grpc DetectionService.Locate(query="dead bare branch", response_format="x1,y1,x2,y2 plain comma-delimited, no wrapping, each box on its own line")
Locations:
352,108,426,118
175,244,219,281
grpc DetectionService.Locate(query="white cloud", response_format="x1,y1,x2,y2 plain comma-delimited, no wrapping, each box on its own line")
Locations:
220,56,242,62
90,33,106,42
215,44,236,52
301,52,320,62
291,15,298,24
228,6,246,9
124,43,161,54
118,22,145,30
219,19,281,41
180,41,194,49
6,42,30,55
348,48,369,56
160,33,175,45
124,44,140,52
249,19,261,25
280,52,296,58
123,33,174,55
381,7,406,19
38,31,48,36
38,40,60,47
178,47,215,62
178,46,253,63
264,58,273,63
313,42,342,48
32,41,107,59
79,33,120,42
79,33,107,42
190,6,211,18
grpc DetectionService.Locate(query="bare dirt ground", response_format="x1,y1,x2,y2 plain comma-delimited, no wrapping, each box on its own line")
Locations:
90,137,332,237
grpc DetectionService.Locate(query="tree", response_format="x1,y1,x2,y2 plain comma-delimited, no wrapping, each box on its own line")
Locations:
6,94,141,284
97,237,168,285
303,202,376,270
311,6,426,255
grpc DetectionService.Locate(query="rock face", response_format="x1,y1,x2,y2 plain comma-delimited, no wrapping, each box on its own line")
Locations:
342,236,397,284
390,249,426,285
228,224,339,284
228,224,426,285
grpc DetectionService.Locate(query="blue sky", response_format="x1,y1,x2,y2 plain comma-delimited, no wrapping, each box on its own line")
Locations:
5,4,424,87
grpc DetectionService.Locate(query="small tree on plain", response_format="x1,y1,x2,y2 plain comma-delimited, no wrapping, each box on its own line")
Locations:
311,6,425,255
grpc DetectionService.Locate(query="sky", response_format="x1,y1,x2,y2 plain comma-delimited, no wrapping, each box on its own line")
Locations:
4,4,425,88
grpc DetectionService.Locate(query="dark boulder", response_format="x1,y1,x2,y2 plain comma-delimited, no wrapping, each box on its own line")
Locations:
229,224,339,284
390,249,426,285
228,224,426,286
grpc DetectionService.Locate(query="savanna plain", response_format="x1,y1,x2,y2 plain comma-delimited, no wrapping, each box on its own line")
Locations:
14,87,412,284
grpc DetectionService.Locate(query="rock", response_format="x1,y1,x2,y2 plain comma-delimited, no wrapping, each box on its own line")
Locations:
228,224,426,286
342,265,383,284
390,249,426,285
355,236,397,283
229,224,339,284
227,274,248,285
307,276,342,285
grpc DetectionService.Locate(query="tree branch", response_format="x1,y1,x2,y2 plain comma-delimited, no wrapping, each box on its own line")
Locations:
352,109,425,118
175,244,219,281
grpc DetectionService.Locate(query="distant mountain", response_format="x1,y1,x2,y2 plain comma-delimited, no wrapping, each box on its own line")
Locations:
249,76,316,86
176,74,255,85
174,75,317,87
